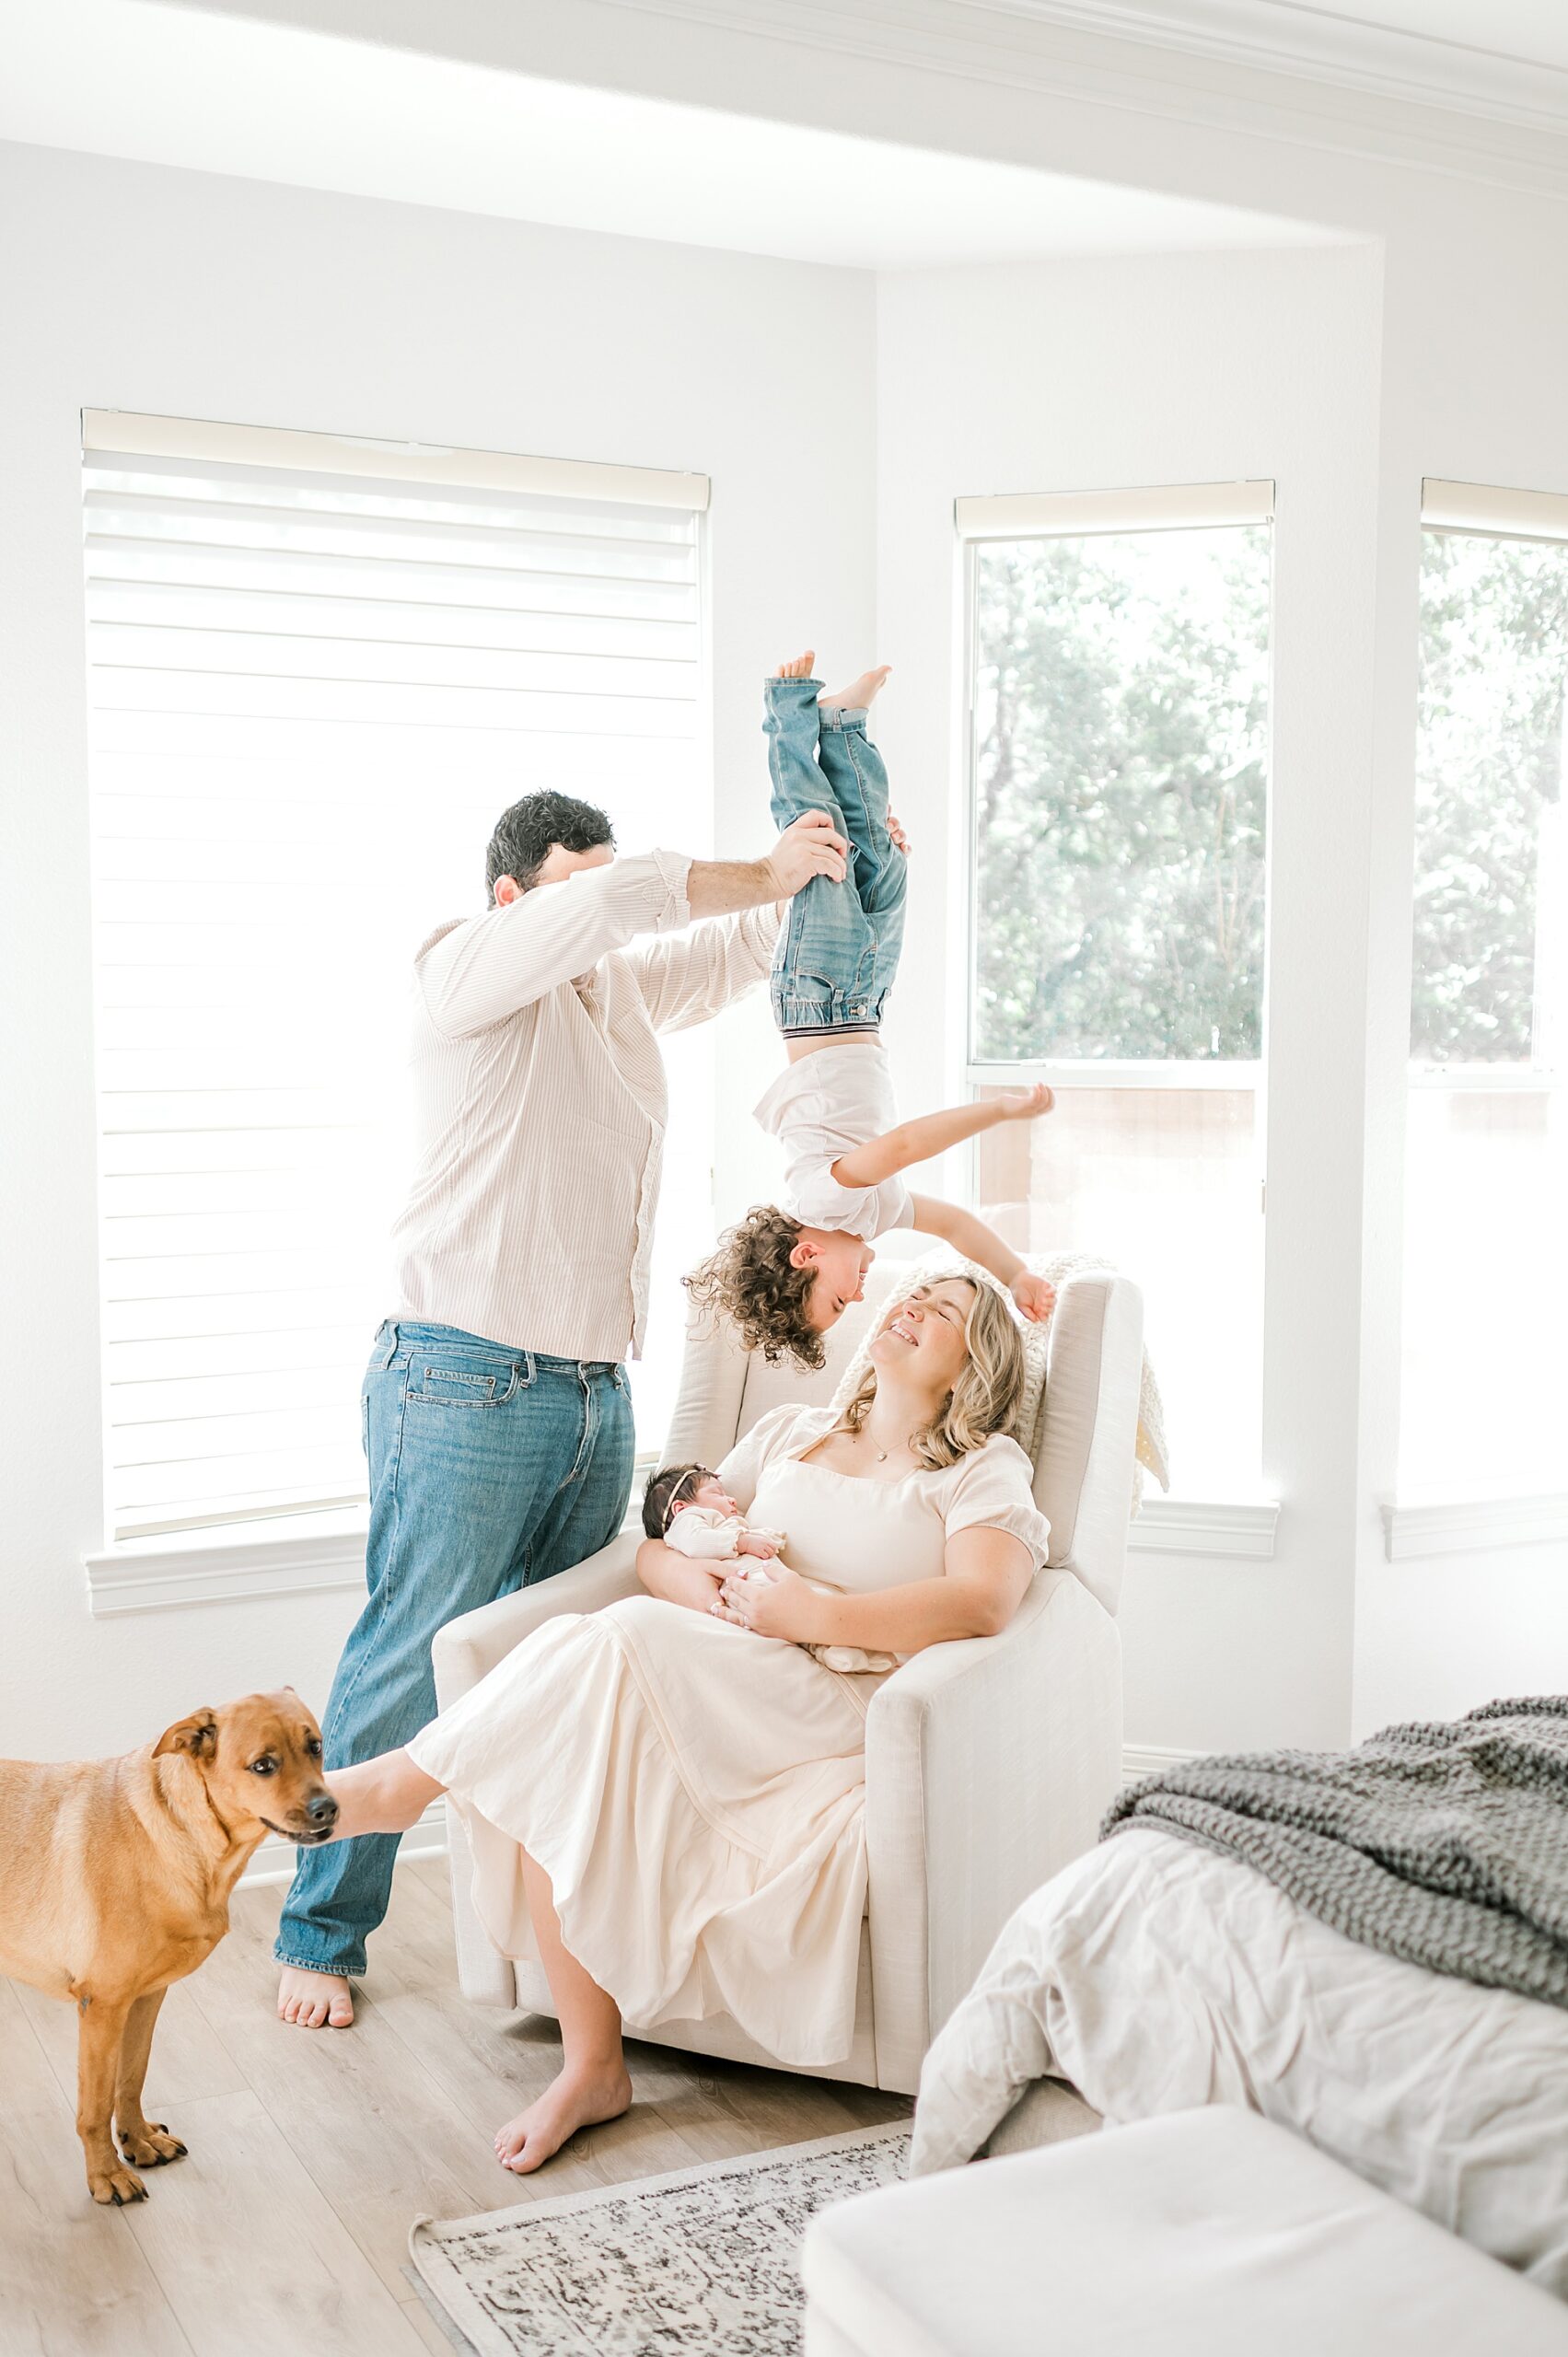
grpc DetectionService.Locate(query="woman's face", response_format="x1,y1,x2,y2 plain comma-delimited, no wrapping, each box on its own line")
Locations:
868,1279,975,1398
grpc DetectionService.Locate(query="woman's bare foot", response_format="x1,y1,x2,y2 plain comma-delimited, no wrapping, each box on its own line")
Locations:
996,1082,1055,1119
276,1966,354,2028
494,2060,633,2176
819,664,890,711
777,649,816,679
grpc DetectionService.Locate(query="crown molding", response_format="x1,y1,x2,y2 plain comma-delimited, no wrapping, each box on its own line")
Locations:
978,2,1568,138
586,0,1568,200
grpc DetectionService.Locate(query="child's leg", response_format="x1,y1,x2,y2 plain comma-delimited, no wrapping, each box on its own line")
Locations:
764,671,877,1036
815,702,907,1008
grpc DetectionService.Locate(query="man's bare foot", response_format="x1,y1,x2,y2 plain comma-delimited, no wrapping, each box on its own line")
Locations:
777,649,816,679
819,665,890,711
494,2060,633,2176
276,1966,354,2028
996,1082,1054,1120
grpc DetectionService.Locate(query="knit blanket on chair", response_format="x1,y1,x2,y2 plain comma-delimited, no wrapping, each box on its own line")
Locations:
1104,1697,1568,2010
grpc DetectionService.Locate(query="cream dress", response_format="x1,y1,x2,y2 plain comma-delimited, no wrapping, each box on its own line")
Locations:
408,1403,1051,2068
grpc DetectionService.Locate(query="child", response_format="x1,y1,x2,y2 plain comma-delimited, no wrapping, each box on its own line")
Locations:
686,655,1056,1368
642,1464,784,1562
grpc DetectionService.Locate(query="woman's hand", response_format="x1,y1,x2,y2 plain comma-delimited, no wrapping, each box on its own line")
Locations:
715,1565,826,1644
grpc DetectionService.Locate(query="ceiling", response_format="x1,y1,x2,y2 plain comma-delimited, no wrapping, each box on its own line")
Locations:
1,0,1344,272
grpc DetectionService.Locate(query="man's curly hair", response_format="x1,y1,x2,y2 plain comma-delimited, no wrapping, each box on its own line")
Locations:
683,1204,825,1370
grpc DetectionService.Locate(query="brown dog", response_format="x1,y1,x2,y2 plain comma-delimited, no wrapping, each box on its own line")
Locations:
0,1689,335,2204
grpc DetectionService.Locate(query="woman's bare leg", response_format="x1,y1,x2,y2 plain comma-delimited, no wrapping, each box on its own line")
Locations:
494,1846,632,2175
276,1751,443,2027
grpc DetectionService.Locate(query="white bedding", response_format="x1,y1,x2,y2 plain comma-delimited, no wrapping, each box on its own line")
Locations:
911,1827,1568,2299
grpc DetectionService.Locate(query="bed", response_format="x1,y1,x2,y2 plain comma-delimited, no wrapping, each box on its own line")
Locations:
910,1825,1568,2299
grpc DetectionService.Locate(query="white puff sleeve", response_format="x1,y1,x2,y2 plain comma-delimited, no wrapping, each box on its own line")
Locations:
940,1434,1051,1571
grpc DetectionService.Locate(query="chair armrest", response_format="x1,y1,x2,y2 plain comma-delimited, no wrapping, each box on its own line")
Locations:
864,1569,1121,2094
432,1529,644,1708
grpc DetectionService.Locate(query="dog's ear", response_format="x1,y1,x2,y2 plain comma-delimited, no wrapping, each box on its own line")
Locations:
154,1709,218,1761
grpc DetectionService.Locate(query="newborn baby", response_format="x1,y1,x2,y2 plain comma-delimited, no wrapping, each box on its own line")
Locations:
642,1460,897,1677
640,1463,786,1562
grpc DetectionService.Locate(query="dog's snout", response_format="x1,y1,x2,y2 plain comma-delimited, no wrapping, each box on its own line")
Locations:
306,1791,338,1826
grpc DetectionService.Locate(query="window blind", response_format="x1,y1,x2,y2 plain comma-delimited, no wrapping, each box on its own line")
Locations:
84,412,707,1540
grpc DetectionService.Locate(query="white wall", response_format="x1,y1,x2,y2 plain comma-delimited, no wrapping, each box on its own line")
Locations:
0,139,874,1761
857,112,1568,1751
877,243,1385,1753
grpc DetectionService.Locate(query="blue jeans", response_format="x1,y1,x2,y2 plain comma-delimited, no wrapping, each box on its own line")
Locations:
274,1320,633,1978
766,674,907,1035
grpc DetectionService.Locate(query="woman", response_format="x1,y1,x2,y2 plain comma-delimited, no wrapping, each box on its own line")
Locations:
320,1273,1049,2173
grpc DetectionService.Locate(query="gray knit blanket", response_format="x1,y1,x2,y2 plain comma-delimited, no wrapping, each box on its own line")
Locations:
1103,1697,1568,2011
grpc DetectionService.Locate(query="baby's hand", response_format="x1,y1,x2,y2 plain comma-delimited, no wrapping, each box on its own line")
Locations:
738,1531,782,1559
996,1083,1054,1120
1011,1271,1056,1324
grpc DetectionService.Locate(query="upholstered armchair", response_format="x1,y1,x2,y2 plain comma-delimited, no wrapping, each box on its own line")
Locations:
431,1261,1143,2096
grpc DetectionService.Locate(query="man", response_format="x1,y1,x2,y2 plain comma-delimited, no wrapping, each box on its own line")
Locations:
274,788,846,2027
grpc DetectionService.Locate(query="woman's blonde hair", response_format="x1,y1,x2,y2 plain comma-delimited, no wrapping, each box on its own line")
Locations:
838,1275,1027,1470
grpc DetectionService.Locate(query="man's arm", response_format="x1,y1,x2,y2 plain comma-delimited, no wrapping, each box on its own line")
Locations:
626,903,783,1034
907,1195,1057,1324
420,815,844,1039
830,1085,1051,1190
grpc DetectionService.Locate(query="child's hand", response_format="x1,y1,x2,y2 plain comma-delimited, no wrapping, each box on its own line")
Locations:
996,1083,1054,1120
738,1531,782,1560
1011,1271,1057,1324
717,1565,823,1643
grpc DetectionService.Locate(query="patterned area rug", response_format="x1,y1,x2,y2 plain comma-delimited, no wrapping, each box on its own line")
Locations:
408,2121,911,2355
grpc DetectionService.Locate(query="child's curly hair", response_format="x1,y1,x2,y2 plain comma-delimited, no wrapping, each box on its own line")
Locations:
683,1205,825,1370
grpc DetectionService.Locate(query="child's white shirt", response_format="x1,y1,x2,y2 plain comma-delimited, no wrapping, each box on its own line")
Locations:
752,1039,914,1240
664,1505,784,1562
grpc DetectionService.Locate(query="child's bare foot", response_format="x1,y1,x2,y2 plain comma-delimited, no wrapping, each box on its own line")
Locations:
996,1083,1054,1120
493,2060,633,2175
819,665,890,711
777,650,816,679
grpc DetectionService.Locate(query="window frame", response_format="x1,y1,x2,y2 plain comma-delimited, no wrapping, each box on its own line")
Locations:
957,482,1277,1504
82,407,712,1554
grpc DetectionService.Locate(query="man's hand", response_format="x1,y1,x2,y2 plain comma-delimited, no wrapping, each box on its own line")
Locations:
887,810,911,855
1011,1271,1056,1324
766,811,849,899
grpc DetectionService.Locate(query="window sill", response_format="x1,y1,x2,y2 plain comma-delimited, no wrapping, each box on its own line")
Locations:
85,1510,372,1617
1128,1496,1279,1560
1380,1492,1568,1562
84,1496,650,1617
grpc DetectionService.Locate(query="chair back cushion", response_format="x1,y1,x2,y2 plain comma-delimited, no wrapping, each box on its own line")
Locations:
660,1260,1143,1617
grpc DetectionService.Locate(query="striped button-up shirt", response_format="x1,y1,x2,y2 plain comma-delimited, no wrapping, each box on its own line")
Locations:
391,852,780,1362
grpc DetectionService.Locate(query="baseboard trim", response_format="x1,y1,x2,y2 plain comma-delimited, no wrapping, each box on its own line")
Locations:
241,1799,448,1887
1121,1742,1197,1786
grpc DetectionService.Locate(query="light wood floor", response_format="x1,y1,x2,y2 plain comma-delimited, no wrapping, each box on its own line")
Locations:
0,1858,908,2357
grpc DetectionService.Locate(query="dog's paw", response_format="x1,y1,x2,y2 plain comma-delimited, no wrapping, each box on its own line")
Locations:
88,2159,147,2205
120,2121,187,2168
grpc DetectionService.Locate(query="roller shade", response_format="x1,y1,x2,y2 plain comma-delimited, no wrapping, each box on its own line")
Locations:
85,414,705,1539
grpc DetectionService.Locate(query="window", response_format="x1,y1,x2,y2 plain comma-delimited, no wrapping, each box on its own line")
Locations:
1400,482,1568,1500
85,412,707,1540
961,483,1273,1495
